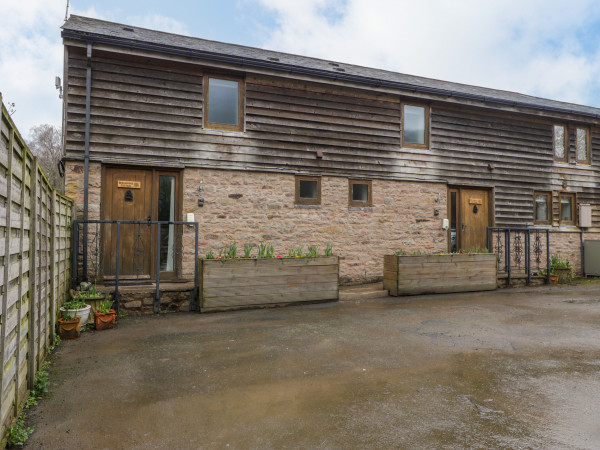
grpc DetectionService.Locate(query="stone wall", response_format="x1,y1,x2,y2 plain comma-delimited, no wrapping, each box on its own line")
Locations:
183,168,448,284
550,231,600,276
65,161,101,220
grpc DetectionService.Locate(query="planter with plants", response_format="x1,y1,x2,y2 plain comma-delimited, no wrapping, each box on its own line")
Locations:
59,293,92,327
57,314,81,339
384,248,498,296
199,242,339,311
550,254,571,284
94,295,116,330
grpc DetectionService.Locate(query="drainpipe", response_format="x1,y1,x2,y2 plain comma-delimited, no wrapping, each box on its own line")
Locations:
581,230,585,277
83,42,92,281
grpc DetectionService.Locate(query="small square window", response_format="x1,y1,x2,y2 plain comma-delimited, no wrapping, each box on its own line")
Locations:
204,75,244,131
553,125,567,162
559,193,576,225
295,176,321,205
402,104,429,148
349,180,372,207
534,192,551,224
576,127,590,164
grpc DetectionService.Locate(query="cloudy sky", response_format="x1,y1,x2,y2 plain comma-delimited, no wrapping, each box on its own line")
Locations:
3,0,600,136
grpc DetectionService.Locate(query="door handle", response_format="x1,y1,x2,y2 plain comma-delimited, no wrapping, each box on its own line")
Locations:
461,223,466,231
147,216,152,226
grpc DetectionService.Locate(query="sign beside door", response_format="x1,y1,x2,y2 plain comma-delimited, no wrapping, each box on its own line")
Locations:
117,180,142,189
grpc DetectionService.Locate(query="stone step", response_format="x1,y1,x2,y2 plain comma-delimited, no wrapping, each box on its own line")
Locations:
339,282,389,301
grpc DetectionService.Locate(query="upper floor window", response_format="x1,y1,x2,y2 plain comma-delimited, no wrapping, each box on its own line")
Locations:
576,127,590,164
204,75,244,132
559,192,576,225
534,191,551,225
349,180,372,207
295,176,321,206
553,124,567,162
402,104,429,148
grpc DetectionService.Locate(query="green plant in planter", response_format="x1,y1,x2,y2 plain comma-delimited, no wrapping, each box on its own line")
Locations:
62,296,87,312
98,295,114,314
305,246,319,258
550,254,571,270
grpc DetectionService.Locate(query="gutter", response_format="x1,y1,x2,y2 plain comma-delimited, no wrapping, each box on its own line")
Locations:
61,29,600,121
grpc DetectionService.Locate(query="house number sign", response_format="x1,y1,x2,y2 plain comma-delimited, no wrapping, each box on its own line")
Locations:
468,198,483,205
117,180,141,189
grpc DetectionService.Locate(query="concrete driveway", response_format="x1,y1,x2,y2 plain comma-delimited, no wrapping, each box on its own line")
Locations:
25,284,600,449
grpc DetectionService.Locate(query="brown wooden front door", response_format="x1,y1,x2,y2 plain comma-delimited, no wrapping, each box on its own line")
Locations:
448,187,491,252
102,168,154,278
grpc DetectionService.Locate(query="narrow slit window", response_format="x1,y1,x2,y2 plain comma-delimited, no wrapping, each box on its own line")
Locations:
559,193,576,225
204,76,244,131
349,180,372,207
553,125,567,161
295,176,321,205
576,127,590,164
534,192,550,224
402,104,428,148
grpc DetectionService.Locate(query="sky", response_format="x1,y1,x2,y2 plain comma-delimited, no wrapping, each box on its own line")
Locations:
3,0,600,137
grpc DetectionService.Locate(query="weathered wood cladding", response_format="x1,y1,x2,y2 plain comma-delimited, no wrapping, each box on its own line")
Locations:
64,48,600,227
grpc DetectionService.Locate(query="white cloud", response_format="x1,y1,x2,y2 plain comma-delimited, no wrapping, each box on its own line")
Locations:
0,2,187,137
255,0,600,107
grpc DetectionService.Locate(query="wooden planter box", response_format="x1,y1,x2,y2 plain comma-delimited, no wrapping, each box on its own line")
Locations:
383,253,497,296
199,256,339,311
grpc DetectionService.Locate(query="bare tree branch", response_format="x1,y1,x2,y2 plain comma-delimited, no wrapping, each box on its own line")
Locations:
27,124,64,193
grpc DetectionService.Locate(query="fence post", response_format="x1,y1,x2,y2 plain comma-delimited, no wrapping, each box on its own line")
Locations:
13,142,27,416
546,231,551,284
0,127,14,416
506,229,511,286
28,158,38,389
154,223,161,314
525,228,531,286
49,191,57,341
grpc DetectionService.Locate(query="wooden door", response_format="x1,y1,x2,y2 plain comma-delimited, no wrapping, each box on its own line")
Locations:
459,188,490,251
102,168,154,278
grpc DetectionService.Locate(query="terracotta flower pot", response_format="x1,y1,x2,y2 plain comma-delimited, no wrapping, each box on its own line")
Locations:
58,316,81,339
94,309,116,330
549,274,559,285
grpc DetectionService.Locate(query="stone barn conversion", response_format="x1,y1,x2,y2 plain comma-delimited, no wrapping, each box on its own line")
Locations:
61,15,600,289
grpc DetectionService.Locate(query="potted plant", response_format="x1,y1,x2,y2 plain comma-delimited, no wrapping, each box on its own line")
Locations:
94,295,116,330
57,314,81,339
550,254,571,284
60,293,92,327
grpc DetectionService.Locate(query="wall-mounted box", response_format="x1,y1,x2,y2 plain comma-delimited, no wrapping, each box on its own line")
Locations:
579,204,592,228
584,240,600,276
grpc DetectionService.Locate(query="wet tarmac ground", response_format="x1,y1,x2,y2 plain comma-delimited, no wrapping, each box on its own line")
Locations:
24,284,600,449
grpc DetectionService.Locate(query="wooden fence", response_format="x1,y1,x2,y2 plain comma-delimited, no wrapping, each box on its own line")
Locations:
0,95,73,440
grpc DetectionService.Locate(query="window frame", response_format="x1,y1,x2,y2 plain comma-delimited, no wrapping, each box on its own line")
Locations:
402,103,429,149
553,124,568,162
575,126,591,164
533,191,551,225
295,176,321,206
348,179,373,207
203,74,245,132
558,192,576,226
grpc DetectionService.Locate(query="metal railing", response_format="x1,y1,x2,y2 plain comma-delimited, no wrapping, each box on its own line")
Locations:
72,220,199,313
487,227,550,286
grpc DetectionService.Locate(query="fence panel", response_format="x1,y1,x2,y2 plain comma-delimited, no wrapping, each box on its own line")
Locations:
0,96,73,441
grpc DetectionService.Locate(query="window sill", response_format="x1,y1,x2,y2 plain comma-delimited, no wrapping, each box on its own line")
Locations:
349,206,373,211
294,204,322,209
201,128,246,137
